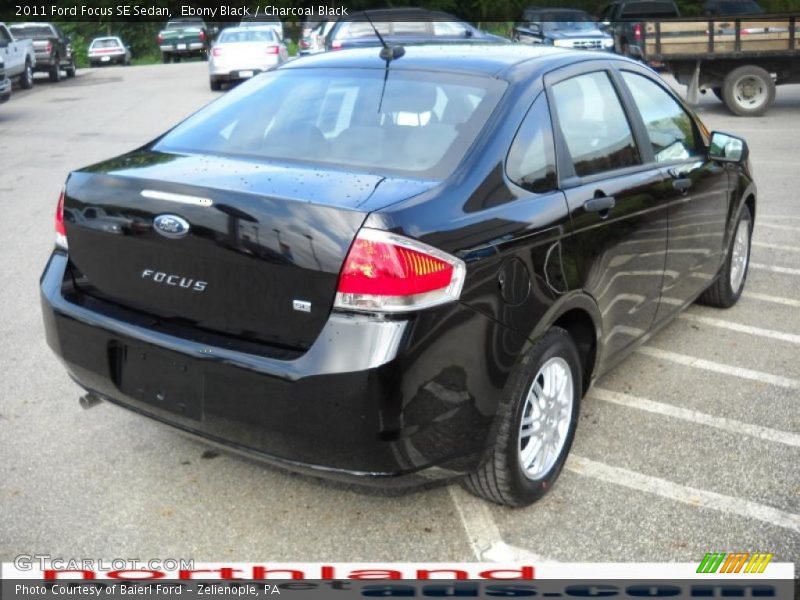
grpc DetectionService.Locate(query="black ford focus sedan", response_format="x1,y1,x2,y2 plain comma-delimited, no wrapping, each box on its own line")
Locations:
41,44,755,507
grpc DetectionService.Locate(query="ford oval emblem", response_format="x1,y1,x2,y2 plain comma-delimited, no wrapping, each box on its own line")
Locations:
154,214,190,239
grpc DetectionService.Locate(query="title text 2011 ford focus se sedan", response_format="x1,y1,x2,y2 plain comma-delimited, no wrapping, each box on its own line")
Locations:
41,44,756,507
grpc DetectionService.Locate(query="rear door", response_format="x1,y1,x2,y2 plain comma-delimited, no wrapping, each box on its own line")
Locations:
615,65,730,323
545,62,671,361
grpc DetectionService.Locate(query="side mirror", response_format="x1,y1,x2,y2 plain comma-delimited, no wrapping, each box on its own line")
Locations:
709,131,748,163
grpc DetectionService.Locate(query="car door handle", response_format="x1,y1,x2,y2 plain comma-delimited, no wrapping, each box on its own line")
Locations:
583,196,616,213
672,178,692,192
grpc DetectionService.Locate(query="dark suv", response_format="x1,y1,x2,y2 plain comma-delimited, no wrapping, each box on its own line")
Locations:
42,45,755,507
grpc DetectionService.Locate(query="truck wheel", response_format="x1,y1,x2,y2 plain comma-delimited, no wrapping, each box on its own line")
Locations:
161,52,171,64
49,58,61,83
462,327,582,507
20,60,33,89
698,205,752,308
65,59,76,78
722,65,775,117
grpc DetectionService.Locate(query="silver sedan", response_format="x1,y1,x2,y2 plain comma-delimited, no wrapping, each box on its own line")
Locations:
208,27,288,91
88,37,131,67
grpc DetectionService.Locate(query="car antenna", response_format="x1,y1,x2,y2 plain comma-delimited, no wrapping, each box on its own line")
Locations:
363,10,405,113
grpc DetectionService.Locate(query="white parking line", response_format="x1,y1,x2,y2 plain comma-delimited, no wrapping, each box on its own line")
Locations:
742,291,800,309
566,455,800,534
750,263,800,276
753,242,800,253
589,388,800,447
757,222,800,233
448,486,546,562
679,313,800,345
637,346,800,390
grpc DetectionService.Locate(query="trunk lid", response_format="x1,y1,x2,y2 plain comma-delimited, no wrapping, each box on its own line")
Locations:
64,150,436,350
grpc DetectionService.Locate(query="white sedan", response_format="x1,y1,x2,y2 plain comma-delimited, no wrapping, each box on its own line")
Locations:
208,27,288,91
88,37,131,67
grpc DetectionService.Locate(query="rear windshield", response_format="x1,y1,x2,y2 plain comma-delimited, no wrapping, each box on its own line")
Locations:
91,39,121,49
155,68,506,179
9,25,54,38
709,1,764,14
166,20,203,29
218,29,277,43
621,2,679,17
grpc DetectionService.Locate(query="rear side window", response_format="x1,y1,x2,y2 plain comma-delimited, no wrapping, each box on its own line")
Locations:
621,71,699,163
507,94,557,193
551,71,640,177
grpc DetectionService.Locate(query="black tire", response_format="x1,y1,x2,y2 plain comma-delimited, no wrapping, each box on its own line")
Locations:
209,78,222,91
462,327,582,507
49,58,61,83
697,205,753,308
19,60,33,89
712,87,723,101
65,59,76,78
161,52,171,64
722,65,775,117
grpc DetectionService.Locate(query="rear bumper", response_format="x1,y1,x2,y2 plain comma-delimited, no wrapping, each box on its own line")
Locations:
89,52,126,63
42,252,511,486
160,43,206,54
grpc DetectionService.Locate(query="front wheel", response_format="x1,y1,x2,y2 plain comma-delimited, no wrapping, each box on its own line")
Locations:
463,327,582,507
697,205,753,308
65,59,76,78
49,57,61,83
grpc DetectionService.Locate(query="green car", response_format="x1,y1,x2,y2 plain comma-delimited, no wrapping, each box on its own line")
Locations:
157,17,211,63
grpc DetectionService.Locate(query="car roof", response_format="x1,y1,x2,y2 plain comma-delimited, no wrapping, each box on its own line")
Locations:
220,26,277,34
284,43,579,78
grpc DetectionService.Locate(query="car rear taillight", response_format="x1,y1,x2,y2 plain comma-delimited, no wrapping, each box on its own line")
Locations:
331,40,343,50
334,229,465,313
633,23,642,41
157,34,164,44
199,31,206,42
55,187,67,250
45,41,52,54
265,45,279,55
212,46,223,57
299,39,310,49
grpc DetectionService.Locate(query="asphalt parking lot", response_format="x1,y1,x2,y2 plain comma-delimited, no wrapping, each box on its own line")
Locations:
0,61,798,564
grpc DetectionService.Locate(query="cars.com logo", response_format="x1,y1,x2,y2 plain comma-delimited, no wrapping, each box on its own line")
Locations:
697,552,773,574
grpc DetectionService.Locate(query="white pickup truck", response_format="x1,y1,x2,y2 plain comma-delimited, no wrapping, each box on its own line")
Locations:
0,22,36,89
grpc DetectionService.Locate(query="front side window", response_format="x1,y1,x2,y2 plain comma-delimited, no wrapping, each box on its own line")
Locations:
551,71,640,177
155,68,506,179
621,71,699,163
507,94,557,193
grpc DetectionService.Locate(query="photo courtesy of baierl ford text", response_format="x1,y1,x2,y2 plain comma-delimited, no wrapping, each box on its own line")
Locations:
0,0,798,597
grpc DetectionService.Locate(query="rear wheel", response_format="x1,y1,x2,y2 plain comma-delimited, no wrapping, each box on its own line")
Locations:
698,205,752,308
49,57,61,82
65,59,76,78
209,78,222,91
462,327,582,507
20,60,33,89
161,52,171,64
722,65,775,117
